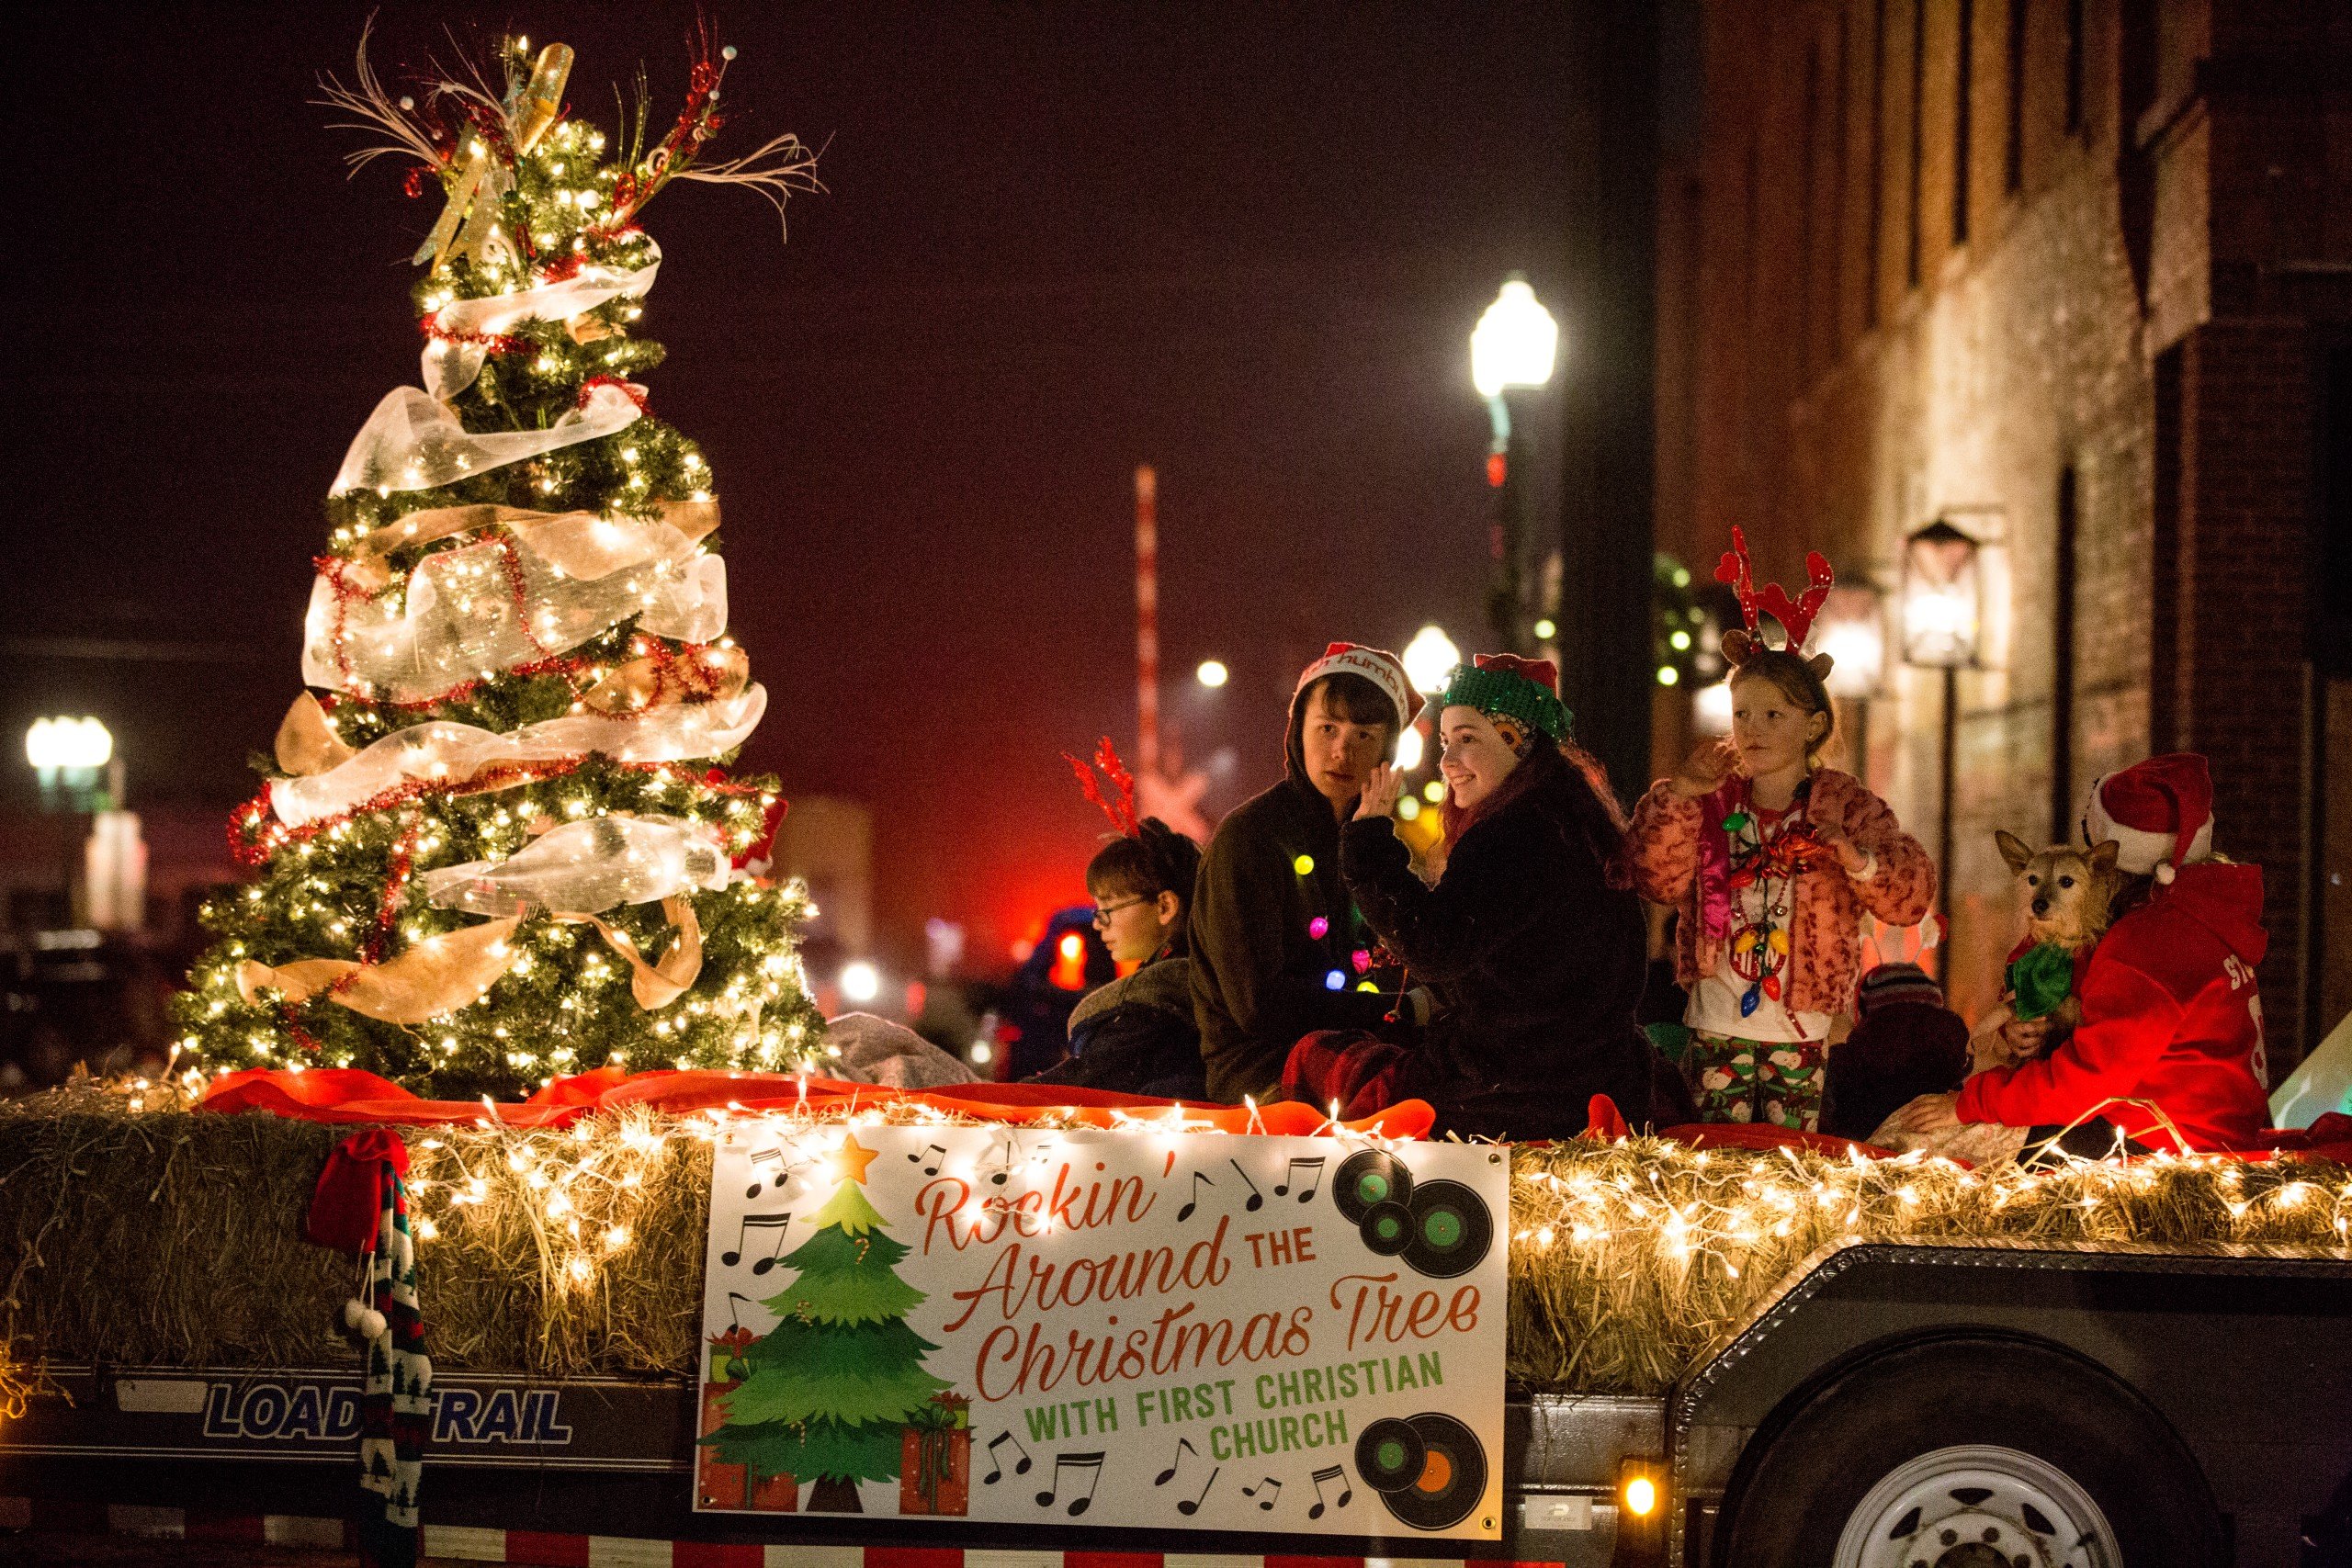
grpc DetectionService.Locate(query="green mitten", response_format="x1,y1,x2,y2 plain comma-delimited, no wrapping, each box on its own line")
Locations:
2007,942,2076,1022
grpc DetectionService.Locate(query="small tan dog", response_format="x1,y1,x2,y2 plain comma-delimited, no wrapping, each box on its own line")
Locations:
1979,831,2121,1067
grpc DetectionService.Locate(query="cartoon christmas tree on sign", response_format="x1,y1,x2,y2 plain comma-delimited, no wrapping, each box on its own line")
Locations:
705,1134,954,1514
172,28,826,1098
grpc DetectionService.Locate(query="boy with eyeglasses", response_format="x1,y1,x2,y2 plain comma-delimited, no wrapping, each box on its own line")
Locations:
1027,819,1207,1100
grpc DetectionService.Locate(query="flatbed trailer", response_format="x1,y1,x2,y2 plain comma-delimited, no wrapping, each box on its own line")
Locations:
6,1241,2347,1566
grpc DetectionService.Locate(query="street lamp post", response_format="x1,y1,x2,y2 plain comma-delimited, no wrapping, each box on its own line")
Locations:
1471,276,1559,652
1901,521,1984,943
1815,581,1888,784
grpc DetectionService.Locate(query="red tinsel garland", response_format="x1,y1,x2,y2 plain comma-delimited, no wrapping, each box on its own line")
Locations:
230,760,777,868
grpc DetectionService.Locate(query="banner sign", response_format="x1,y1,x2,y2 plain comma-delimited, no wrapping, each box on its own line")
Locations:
694,1123,1508,1539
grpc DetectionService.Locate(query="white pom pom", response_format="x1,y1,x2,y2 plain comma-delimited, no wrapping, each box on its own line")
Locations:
721,44,738,60
356,1307,389,1339
2155,862,2177,885
342,1297,368,1330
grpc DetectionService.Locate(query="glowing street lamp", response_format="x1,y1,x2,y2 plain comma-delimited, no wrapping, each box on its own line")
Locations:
1471,277,1561,400
1902,520,1984,942
1194,659,1228,689
1471,276,1560,653
1815,581,1888,781
26,716,114,813
1401,624,1462,695
1901,520,1984,670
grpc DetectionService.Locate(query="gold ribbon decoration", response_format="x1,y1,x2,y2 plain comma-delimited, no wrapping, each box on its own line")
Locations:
416,44,574,272
275,693,358,776
237,915,525,1024
580,645,751,714
511,44,574,156
560,896,703,1009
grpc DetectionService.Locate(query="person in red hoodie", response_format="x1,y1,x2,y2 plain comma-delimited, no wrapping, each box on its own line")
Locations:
1893,753,2271,1156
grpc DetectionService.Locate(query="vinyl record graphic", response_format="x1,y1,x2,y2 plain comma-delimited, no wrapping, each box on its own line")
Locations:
1334,1148,1415,1223
1400,1179,1492,1279
1353,1417,1427,1492
1365,1414,1488,1532
1359,1199,1413,1255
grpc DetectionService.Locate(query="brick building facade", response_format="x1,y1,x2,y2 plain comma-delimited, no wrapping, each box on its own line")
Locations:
1654,0,2352,1075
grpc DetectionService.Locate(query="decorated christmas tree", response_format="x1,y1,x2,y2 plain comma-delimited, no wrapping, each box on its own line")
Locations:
173,30,827,1098
706,1134,953,1513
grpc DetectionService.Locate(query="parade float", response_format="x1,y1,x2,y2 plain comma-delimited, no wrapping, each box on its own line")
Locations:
0,29,2346,1568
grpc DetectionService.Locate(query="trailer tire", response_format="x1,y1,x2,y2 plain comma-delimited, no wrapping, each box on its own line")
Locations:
1713,1334,2222,1568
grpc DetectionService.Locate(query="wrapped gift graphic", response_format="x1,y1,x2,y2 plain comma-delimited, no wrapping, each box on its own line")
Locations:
899,1391,971,1516
696,1327,758,1508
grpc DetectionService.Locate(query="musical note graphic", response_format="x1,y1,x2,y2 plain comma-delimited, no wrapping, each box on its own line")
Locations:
743,1147,785,1200
1306,1463,1353,1518
1176,1171,1214,1223
1035,1450,1106,1517
1229,1156,1265,1213
1274,1155,1327,1201
980,1429,1033,1484
1153,1436,1200,1487
908,1143,946,1176
1179,1465,1220,1516
1241,1475,1282,1510
985,1135,1022,1188
719,1213,793,1273
722,1292,762,1336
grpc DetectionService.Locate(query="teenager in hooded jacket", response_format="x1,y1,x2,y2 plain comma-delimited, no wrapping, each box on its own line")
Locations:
1189,644,1420,1102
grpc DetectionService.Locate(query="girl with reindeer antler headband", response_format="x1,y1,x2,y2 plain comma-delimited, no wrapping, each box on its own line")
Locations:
1623,529,1938,1132
1023,739,1210,1101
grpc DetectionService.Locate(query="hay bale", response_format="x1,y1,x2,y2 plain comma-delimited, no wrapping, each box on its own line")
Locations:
2,1091,2344,1395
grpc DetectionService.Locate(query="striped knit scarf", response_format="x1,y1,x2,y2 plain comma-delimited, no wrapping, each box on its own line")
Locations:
356,1162,431,1568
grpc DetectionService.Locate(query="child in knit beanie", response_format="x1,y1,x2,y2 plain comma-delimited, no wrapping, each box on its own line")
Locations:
1820,963,1968,1143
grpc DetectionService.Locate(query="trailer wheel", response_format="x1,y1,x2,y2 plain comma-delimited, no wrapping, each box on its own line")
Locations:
1714,1335,2222,1568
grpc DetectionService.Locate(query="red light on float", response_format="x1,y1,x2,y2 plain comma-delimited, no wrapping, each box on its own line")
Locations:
1486,451,1508,488
1049,931,1088,991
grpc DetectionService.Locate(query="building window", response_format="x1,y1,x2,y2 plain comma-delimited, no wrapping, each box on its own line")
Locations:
1832,4,1852,346
1800,42,1821,372
2005,0,2028,191
2150,345,2184,748
2064,0,2085,134
1906,0,1926,287
1866,0,1887,325
2052,465,2078,841
1953,0,1974,244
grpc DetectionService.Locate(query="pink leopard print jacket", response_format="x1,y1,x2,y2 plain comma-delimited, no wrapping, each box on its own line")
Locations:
1623,767,1936,1021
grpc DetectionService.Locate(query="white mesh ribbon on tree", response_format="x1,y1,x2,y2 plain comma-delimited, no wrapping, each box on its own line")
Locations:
423,815,731,917
302,504,727,700
266,690,768,827
332,380,646,497
420,244,661,400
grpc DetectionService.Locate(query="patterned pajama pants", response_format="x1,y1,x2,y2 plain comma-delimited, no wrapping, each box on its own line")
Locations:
1685,1032,1827,1132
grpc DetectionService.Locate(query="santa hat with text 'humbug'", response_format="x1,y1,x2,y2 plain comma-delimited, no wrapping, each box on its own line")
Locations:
2082,752,2214,884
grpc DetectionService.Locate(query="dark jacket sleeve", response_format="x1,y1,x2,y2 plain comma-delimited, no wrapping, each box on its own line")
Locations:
1340,813,1562,983
1035,1003,1205,1097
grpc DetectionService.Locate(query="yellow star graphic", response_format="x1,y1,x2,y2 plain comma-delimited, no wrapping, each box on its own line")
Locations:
833,1133,880,1185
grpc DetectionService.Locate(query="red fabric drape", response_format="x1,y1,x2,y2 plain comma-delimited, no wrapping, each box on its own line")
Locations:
198,1066,1436,1141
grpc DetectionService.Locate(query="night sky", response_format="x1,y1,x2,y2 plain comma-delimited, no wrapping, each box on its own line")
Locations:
7,4,1588,965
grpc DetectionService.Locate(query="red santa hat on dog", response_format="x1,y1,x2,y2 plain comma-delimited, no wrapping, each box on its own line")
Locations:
1293,642,1419,733
2082,752,2214,884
